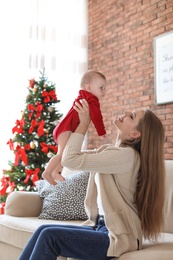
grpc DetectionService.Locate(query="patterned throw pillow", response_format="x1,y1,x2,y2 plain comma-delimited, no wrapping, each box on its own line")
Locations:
36,172,89,220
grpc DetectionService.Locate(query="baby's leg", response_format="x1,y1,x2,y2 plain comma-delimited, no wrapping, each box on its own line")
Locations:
52,131,71,181
42,154,61,185
42,131,71,184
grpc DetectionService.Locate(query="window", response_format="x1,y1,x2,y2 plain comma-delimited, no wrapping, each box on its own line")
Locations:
0,0,88,174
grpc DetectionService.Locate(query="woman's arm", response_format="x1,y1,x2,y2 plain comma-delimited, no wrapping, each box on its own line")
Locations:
62,133,136,174
62,99,137,174
73,99,91,135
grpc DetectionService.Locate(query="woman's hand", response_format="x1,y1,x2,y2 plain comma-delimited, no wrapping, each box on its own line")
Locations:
73,99,91,135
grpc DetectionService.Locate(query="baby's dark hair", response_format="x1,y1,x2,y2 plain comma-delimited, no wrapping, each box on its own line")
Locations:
80,70,106,89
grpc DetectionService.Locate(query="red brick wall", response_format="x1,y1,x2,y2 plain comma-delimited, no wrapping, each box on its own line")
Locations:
87,0,173,160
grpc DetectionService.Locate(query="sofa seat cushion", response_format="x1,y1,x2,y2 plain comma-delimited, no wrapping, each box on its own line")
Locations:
0,215,83,250
0,215,173,260
119,233,173,259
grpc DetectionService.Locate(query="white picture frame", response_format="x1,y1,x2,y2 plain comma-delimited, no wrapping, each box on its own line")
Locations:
154,31,173,104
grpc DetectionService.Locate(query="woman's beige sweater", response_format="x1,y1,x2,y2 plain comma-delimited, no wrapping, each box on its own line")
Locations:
62,133,142,257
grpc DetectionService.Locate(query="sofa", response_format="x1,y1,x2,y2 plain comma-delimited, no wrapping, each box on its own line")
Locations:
0,161,173,260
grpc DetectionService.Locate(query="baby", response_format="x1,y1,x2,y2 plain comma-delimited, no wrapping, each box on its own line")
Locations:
42,70,106,185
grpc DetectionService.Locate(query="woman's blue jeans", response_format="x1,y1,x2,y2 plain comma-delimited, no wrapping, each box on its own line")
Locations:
18,216,113,260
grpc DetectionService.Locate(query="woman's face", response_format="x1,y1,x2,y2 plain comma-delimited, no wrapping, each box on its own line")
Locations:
114,110,145,141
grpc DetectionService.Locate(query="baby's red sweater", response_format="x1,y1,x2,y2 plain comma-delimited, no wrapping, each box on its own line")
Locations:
53,90,106,142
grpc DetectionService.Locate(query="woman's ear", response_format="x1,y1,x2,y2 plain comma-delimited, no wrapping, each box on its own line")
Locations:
130,130,141,139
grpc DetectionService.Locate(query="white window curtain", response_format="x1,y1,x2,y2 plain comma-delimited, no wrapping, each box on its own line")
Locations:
0,0,88,175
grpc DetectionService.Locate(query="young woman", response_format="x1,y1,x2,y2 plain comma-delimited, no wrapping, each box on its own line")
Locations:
19,100,165,260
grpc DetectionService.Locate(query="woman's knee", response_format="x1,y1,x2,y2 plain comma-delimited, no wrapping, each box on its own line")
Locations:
36,224,51,234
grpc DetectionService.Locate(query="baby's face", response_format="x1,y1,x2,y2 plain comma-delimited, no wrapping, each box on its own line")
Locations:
89,77,106,100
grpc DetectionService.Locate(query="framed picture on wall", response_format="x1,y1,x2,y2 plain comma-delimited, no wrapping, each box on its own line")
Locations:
154,31,173,104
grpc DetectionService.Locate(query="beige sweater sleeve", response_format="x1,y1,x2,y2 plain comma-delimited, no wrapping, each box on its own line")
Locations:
62,133,136,174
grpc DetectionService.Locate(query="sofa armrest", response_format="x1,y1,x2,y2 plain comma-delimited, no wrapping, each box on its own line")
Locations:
163,160,173,233
5,191,43,217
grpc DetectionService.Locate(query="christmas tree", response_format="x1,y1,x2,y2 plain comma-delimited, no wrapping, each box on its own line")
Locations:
0,69,63,204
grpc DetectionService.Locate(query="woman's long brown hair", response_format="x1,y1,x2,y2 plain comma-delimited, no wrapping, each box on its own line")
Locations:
125,110,165,240
136,110,165,240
